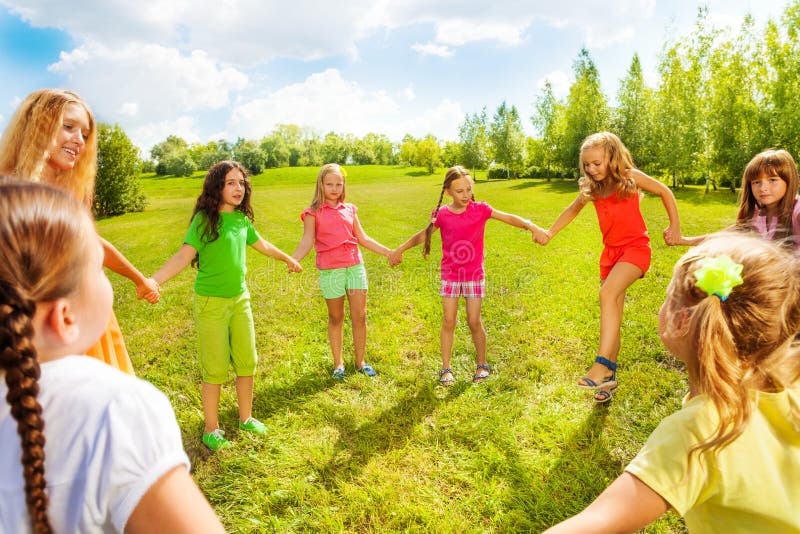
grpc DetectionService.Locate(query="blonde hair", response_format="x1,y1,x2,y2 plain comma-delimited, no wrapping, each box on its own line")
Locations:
309,163,346,211
423,165,474,257
0,89,97,204
736,149,799,243
577,132,638,201
664,233,800,458
0,178,97,533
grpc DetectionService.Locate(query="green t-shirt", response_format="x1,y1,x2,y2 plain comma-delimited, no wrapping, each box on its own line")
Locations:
184,211,260,297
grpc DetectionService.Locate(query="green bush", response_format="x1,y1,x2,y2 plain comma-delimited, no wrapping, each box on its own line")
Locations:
164,152,197,177
94,123,146,217
487,166,514,179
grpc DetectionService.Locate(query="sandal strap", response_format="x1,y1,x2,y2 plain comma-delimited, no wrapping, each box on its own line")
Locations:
594,356,617,372
476,364,491,371
439,368,453,376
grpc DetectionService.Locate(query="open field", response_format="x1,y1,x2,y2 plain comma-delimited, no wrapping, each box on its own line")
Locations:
98,165,739,533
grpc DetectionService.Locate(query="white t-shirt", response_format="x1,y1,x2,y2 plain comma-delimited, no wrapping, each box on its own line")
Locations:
0,356,190,533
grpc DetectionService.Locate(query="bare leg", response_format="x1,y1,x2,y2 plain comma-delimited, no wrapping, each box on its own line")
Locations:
201,382,222,434
347,289,368,368
464,297,486,365
579,262,643,386
440,297,459,382
236,375,254,423
325,296,346,370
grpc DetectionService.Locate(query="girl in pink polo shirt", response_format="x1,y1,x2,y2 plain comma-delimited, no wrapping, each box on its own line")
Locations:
292,163,393,380
390,165,547,386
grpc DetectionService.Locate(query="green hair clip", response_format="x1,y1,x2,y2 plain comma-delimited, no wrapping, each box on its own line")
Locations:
693,255,744,302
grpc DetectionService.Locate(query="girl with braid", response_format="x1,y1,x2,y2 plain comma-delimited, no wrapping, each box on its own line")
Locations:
390,165,547,386
0,180,223,533
0,88,160,375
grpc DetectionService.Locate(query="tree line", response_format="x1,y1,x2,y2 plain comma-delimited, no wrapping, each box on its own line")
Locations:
100,2,800,215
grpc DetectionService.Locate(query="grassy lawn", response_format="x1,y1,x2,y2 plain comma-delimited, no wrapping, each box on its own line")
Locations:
98,165,739,533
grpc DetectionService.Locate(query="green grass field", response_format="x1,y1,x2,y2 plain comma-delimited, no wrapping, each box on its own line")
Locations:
98,165,739,533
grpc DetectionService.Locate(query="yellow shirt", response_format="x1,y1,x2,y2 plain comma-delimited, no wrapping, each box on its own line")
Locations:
626,389,800,533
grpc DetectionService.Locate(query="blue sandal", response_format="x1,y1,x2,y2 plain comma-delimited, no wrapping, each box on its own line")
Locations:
357,363,377,377
438,368,455,386
594,384,618,403
577,356,618,390
473,363,491,383
332,367,345,380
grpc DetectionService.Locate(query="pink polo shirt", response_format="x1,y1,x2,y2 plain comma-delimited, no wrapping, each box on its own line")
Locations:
751,195,800,252
434,201,493,282
301,202,364,270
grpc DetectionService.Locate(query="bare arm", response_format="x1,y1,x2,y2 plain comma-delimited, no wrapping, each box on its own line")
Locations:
353,214,391,257
631,169,683,246
542,194,588,245
125,465,225,534
490,209,549,243
100,236,160,303
251,237,303,272
151,244,197,286
544,472,670,534
291,215,315,261
388,226,430,266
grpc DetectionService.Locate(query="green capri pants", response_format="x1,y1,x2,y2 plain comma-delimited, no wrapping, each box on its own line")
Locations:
193,291,257,384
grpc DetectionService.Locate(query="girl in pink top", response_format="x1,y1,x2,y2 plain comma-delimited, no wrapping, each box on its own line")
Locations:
537,132,684,403
680,149,800,253
292,164,393,380
390,166,548,386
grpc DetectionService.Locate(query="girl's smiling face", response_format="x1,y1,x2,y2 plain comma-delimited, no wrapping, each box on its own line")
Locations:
47,102,91,173
322,172,344,205
446,176,473,210
581,147,609,183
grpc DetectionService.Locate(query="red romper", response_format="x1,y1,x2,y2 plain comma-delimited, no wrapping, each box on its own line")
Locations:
593,190,651,280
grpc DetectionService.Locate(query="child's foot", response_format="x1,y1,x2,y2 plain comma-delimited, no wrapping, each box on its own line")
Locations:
356,363,377,377
473,363,491,384
438,368,455,386
239,417,267,435
202,429,232,451
332,367,345,380
576,356,618,390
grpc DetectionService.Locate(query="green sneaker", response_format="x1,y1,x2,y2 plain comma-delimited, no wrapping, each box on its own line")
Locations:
202,429,232,451
238,417,267,435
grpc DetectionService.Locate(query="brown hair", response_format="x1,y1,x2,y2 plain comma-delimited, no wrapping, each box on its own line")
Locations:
309,163,346,211
736,149,799,243
422,165,475,257
0,178,96,533
664,233,800,459
577,132,638,201
0,89,97,205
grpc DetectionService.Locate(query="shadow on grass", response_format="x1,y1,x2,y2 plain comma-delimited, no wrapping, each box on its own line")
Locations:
509,179,578,192
316,383,467,489
406,170,432,177
670,187,740,207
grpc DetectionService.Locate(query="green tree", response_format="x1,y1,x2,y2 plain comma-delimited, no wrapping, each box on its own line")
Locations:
320,132,351,164
150,135,189,175
489,101,525,177
531,81,564,179
458,108,489,173
416,134,442,174
612,54,656,171
398,134,418,166
764,1,800,157
260,135,290,168
234,138,267,175
94,123,146,217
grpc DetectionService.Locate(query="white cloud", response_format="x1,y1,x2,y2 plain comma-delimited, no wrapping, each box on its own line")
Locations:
411,42,454,58
228,69,462,142
128,116,202,157
48,42,248,126
402,85,416,101
536,70,571,98
434,19,525,47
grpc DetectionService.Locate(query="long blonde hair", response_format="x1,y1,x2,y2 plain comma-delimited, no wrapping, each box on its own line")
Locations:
577,132,638,201
664,233,800,458
309,163,346,211
0,89,97,204
0,178,96,533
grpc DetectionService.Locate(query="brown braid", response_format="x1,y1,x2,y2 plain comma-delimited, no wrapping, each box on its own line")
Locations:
423,165,473,257
0,178,94,533
0,283,52,534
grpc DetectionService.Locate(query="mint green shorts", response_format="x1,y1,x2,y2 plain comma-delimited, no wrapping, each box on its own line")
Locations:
193,291,257,384
318,263,368,299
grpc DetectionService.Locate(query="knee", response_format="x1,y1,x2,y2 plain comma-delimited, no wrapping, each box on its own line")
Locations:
441,316,457,332
467,316,484,333
598,285,617,305
328,312,344,327
351,309,367,325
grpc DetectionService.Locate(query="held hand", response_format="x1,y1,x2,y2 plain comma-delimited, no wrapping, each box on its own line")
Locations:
532,228,551,246
136,277,160,304
388,249,403,267
286,257,303,273
663,226,681,246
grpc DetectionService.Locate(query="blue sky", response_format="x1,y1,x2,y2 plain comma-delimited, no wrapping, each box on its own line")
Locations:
0,0,788,156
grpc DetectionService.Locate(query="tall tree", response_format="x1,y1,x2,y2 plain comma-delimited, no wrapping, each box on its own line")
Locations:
531,81,564,179
458,108,489,173
613,54,656,171
489,101,525,177
95,123,145,216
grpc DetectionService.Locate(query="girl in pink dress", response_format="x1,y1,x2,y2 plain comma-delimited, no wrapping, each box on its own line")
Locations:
390,165,547,386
